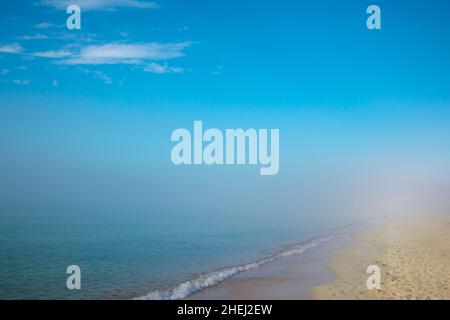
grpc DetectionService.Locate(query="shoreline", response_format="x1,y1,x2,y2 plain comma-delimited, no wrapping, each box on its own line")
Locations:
186,225,362,300
136,234,346,300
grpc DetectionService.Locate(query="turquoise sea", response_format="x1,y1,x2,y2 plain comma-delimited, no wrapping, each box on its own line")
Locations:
0,213,367,300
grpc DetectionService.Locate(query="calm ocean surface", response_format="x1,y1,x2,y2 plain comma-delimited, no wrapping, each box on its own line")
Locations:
0,213,367,299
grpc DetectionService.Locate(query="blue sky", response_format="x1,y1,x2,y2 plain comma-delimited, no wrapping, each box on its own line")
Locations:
1,0,450,223
0,0,449,105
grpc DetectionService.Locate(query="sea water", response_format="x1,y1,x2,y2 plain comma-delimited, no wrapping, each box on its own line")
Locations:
0,212,364,300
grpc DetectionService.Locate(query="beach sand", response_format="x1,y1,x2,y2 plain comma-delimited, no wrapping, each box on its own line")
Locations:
311,216,450,300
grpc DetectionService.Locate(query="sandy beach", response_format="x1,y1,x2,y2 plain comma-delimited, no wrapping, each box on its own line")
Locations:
311,216,450,300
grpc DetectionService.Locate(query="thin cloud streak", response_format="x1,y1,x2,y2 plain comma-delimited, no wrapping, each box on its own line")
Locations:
144,62,184,74
34,22,60,29
17,34,49,40
58,42,193,65
0,43,23,54
32,50,72,58
40,0,159,10
0,41,193,66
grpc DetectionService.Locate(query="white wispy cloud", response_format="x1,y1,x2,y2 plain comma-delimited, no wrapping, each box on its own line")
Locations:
32,50,72,58
40,0,159,10
53,32,98,43
34,22,60,29
144,62,183,74
59,42,193,65
78,68,113,84
0,41,192,67
93,70,113,84
0,43,23,54
17,34,49,40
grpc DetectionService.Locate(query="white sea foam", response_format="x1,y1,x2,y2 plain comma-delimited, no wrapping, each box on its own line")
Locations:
134,235,334,300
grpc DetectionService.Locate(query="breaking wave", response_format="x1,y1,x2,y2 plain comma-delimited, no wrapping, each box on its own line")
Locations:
134,235,334,300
